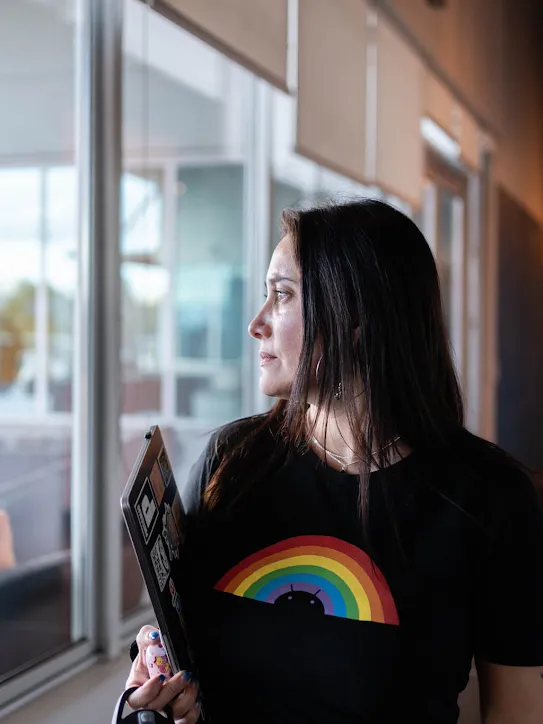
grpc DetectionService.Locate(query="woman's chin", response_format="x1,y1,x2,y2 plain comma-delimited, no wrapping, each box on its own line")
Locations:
259,378,287,399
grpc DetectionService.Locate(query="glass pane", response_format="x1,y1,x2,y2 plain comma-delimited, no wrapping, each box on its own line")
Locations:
0,169,39,414
121,170,165,415
437,187,465,379
121,3,251,616
0,0,81,682
175,165,244,421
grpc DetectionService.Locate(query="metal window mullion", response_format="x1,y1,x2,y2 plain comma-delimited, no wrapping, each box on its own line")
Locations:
86,0,124,659
71,0,92,648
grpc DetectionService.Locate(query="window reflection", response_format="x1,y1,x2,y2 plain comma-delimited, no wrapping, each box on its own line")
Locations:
121,171,165,414
175,164,244,420
0,0,80,682
121,9,249,616
0,169,40,414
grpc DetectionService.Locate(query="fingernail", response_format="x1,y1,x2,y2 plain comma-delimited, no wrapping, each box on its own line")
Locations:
159,674,166,682
182,670,192,682
149,631,160,641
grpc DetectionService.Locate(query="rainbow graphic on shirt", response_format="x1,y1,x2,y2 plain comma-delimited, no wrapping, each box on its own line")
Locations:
214,535,399,624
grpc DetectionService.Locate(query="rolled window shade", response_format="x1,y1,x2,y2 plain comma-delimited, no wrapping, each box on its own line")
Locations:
296,0,369,183
368,14,424,207
424,72,459,140
157,0,288,90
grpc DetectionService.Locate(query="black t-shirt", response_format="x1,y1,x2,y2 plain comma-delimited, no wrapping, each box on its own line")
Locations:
179,419,543,724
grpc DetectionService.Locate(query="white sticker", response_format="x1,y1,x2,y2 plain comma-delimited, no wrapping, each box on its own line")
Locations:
150,536,170,591
162,502,180,561
135,478,159,543
157,447,173,486
169,578,181,615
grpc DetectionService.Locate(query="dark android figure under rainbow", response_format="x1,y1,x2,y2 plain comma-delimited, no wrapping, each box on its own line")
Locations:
274,584,325,613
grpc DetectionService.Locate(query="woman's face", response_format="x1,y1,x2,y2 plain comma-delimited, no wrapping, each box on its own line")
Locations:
248,235,307,399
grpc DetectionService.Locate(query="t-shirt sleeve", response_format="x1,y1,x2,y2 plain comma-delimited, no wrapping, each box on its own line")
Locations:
474,469,543,666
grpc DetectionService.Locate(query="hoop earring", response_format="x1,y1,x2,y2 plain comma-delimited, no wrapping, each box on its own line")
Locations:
315,355,343,400
315,355,323,383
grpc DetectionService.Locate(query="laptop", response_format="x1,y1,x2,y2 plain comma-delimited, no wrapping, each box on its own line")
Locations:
121,425,194,675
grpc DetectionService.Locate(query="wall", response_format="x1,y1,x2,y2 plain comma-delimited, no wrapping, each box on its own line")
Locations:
381,0,503,127
379,0,543,226
379,0,543,472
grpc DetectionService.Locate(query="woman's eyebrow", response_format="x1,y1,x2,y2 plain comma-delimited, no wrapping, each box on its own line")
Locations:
266,273,299,284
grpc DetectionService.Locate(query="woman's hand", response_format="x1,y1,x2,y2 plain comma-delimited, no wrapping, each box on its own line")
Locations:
126,625,201,724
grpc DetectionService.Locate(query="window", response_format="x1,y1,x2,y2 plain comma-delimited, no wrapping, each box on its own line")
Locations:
121,2,253,617
417,147,484,433
0,0,83,684
422,149,469,387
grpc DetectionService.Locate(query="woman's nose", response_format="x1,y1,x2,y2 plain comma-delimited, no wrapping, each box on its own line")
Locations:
248,309,271,340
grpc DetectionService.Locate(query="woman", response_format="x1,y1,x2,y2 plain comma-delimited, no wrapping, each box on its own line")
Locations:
126,199,543,723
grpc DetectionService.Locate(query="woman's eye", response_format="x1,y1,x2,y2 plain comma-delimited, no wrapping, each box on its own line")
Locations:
264,289,289,301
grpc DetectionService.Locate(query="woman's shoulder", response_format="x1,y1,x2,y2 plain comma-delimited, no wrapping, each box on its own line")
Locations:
209,413,272,453
427,429,540,527
180,413,272,514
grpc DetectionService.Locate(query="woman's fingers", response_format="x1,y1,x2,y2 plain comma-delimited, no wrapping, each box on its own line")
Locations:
125,625,163,689
125,651,150,689
144,671,193,712
175,700,201,724
126,674,166,710
169,674,199,720
136,624,160,650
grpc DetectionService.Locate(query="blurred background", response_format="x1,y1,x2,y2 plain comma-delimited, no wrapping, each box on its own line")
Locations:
0,0,541,722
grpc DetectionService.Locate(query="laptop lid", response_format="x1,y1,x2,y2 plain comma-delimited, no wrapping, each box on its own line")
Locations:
121,425,193,674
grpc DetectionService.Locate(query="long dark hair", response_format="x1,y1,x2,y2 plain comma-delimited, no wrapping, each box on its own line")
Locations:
204,199,522,544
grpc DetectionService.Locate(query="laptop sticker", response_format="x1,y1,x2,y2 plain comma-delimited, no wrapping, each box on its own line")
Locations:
149,461,165,505
157,447,172,486
150,535,170,591
135,478,159,543
169,578,181,615
146,635,172,680
171,496,185,543
162,502,180,561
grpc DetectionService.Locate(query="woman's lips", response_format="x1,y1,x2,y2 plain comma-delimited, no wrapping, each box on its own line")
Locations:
260,352,277,366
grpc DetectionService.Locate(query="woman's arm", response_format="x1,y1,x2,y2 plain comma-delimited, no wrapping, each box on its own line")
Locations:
476,658,543,724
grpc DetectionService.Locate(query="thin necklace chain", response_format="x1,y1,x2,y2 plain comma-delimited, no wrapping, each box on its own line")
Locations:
311,435,401,473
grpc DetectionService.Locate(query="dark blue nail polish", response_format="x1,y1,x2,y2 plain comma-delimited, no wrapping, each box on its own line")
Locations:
149,631,160,640
159,674,166,682
182,670,192,682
